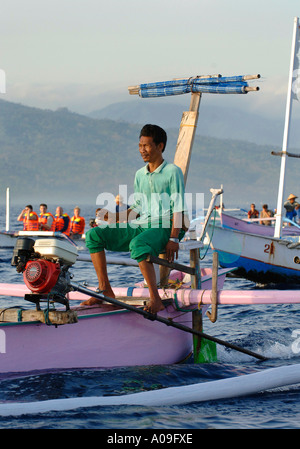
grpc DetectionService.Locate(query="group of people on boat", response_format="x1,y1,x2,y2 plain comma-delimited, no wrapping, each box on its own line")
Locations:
17,204,86,239
247,193,300,226
18,194,131,237
247,203,274,226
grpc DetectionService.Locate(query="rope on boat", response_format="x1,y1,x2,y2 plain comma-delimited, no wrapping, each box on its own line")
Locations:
173,290,196,313
42,295,56,326
0,363,299,416
0,306,26,323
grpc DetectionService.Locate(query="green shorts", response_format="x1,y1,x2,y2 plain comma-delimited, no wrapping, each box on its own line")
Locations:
85,223,173,263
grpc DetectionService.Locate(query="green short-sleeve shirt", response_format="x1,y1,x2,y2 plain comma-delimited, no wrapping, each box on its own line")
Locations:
130,160,186,228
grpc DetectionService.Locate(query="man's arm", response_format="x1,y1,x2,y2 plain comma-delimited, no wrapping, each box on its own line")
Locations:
165,212,182,263
17,210,26,222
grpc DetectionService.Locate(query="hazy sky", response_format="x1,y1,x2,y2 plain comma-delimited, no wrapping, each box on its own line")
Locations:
1,0,300,119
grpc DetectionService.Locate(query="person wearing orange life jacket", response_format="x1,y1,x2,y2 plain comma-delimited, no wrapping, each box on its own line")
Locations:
39,203,55,231
17,205,39,231
70,206,85,238
54,206,71,235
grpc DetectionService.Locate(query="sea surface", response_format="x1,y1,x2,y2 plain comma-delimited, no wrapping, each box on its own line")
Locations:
1,204,300,430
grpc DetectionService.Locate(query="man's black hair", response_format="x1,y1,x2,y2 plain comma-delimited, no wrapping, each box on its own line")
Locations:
139,124,167,152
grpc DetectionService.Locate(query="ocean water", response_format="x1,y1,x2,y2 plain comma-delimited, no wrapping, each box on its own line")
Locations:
1,204,300,430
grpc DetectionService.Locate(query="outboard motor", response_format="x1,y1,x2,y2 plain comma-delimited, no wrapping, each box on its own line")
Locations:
12,237,78,310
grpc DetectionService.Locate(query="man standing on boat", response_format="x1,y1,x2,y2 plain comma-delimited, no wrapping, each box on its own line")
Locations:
82,124,187,314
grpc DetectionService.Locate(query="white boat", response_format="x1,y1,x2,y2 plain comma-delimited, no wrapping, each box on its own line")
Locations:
0,230,86,249
210,224,300,284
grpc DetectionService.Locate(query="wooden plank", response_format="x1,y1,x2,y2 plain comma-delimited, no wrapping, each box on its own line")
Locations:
173,92,201,185
159,92,202,286
179,240,203,251
0,308,78,325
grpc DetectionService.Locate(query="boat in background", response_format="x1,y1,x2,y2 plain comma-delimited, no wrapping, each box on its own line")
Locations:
210,17,300,285
0,230,86,249
219,210,300,238
0,188,86,249
210,224,300,284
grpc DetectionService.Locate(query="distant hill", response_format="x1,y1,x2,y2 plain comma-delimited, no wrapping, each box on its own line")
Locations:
88,100,300,146
0,98,298,208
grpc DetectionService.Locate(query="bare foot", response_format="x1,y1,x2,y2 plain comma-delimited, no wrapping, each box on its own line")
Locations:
80,297,103,306
80,288,115,306
144,297,165,314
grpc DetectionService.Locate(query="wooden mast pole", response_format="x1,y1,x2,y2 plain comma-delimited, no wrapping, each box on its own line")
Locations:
172,92,213,362
159,91,202,285
173,92,201,185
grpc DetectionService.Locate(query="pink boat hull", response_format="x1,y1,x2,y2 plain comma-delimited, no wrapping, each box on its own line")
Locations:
0,305,193,375
0,268,229,375
220,212,300,237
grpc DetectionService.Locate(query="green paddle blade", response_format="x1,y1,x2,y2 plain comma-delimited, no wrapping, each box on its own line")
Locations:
193,337,217,363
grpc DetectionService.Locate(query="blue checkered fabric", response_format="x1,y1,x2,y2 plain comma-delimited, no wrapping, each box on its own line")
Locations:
139,76,248,98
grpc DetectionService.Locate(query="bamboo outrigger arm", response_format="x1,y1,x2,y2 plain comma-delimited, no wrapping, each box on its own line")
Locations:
128,74,261,96
271,151,300,158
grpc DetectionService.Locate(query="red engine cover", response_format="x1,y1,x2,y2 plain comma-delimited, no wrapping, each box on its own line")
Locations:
23,259,61,293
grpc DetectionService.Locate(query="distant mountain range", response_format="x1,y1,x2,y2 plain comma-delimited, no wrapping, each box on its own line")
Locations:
0,98,298,208
88,100,300,147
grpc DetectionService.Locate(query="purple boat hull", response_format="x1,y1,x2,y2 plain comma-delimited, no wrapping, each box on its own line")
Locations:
0,305,193,375
220,212,300,237
0,267,230,375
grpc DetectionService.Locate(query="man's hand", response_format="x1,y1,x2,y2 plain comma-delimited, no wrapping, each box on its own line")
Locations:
165,240,179,263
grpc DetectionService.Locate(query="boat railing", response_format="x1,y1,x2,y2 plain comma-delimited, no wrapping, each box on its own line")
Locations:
243,215,300,230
